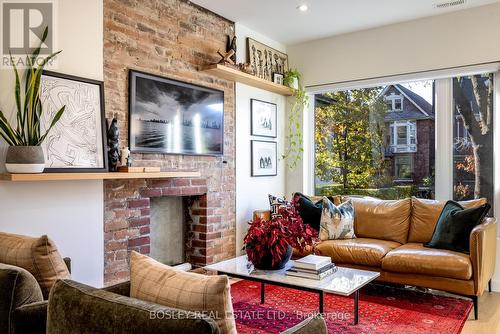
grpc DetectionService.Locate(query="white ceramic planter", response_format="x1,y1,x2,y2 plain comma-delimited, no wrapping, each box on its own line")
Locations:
5,146,45,173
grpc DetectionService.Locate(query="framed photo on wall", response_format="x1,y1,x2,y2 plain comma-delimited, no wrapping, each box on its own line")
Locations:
247,38,288,82
129,70,224,156
40,71,108,172
251,140,277,177
251,99,277,138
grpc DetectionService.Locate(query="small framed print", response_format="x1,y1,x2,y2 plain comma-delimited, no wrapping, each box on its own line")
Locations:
273,73,284,85
251,99,277,138
251,140,277,177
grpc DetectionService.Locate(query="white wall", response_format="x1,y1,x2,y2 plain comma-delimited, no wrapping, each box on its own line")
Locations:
288,3,500,88
234,24,287,254
287,3,500,291
0,0,104,287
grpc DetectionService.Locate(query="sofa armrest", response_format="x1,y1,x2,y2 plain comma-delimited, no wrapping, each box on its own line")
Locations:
103,280,131,296
13,301,48,334
48,279,220,334
280,315,327,334
470,217,497,295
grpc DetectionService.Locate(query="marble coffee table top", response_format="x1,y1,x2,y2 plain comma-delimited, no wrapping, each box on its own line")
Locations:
204,255,380,296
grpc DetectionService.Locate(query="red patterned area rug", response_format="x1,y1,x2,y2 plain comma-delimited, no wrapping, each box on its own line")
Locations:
230,280,472,334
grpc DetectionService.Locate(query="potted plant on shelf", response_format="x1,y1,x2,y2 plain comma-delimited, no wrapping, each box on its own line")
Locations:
243,199,318,270
0,28,65,173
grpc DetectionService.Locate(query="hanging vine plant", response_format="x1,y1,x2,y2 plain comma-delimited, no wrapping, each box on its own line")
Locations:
282,69,309,170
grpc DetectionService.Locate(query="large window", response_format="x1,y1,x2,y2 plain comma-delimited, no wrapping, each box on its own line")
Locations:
314,72,496,207
314,80,435,199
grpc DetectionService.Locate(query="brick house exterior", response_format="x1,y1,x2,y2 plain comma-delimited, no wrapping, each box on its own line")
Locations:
381,85,435,184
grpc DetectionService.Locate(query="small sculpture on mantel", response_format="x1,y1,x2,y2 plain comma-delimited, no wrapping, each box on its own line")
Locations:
217,49,235,65
239,62,253,75
120,147,131,167
226,35,237,63
106,115,120,172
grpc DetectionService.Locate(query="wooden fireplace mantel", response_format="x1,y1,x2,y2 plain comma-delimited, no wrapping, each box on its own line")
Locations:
0,171,201,182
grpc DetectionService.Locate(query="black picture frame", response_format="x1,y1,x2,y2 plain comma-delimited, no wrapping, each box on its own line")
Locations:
272,72,284,85
128,70,224,156
40,71,108,172
251,140,277,177
250,99,277,138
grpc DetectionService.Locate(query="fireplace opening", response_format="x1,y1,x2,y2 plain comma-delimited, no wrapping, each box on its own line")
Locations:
150,196,185,265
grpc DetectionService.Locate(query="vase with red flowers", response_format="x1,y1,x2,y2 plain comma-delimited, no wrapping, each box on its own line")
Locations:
243,199,318,270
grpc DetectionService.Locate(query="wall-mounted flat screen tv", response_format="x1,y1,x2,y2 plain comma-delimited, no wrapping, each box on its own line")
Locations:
129,70,224,156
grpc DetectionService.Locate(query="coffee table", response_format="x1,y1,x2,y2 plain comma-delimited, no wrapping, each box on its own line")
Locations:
204,255,379,325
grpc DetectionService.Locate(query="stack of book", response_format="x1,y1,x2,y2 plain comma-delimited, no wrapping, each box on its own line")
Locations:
285,254,336,280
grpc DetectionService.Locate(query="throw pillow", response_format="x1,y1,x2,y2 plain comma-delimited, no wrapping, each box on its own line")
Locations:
0,232,71,298
129,251,236,334
292,193,344,231
424,200,490,253
319,197,356,241
268,194,289,218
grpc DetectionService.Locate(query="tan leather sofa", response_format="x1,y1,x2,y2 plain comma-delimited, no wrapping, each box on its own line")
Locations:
256,196,497,319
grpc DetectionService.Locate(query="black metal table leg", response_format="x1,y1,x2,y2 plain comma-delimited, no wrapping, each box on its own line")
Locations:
260,282,265,304
319,291,324,314
353,290,359,325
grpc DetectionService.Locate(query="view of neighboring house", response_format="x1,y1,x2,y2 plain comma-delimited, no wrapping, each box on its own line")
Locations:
381,84,435,184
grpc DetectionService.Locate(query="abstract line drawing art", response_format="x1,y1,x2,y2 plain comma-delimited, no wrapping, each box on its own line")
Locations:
40,71,108,172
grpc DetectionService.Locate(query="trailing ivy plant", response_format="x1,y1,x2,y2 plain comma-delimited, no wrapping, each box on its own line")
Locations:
282,69,309,169
0,27,65,146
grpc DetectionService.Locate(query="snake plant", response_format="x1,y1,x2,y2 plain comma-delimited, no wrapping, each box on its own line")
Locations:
0,27,65,146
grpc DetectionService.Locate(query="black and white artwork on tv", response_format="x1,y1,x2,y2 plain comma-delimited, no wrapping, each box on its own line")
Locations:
251,99,277,138
251,140,277,177
40,71,107,172
129,70,224,156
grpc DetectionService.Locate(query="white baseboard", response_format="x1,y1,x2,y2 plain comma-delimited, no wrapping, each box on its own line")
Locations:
492,280,500,292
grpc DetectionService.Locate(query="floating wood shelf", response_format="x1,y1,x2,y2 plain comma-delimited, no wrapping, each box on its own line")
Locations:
200,64,293,96
0,171,201,182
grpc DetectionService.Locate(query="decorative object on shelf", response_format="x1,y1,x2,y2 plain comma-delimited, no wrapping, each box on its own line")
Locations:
243,198,317,270
120,146,130,167
217,49,235,65
40,71,107,172
247,38,288,82
238,62,253,75
107,116,120,172
251,140,277,177
0,28,65,174
283,69,300,90
129,70,224,156
117,166,160,173
226,34,237,63
251,99,277,138
282,69,309,170
273,73,284,85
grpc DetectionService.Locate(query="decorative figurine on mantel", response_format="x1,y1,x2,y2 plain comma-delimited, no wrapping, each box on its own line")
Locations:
120,147,131,167
226,34,237,63
106,115,120,172
217,49,235,65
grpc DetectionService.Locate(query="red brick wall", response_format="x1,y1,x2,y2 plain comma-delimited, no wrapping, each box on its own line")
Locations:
414,119,435,183
103,0,236,285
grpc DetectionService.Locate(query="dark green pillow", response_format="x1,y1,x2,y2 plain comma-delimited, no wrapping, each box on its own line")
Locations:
424,200,490,253
293,192,323,231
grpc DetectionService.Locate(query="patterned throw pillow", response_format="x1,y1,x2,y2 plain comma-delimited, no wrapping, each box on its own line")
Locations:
319,197,356,241
268,194,289,218
0,232,71,298
130,251,236,334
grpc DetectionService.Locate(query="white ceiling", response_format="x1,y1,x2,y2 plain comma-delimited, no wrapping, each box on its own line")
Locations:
191,0,500,45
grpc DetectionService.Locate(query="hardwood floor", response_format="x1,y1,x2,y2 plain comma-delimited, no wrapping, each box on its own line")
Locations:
462,291,500,334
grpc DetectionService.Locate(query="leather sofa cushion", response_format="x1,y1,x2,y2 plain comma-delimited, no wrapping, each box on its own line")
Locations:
351,197,411,244
409,197,488,243
315,238,401,267
382,243,472,280
0,233,70,299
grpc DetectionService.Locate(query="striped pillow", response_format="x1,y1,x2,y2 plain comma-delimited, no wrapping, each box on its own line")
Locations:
0,232,70,298
130,251,236,334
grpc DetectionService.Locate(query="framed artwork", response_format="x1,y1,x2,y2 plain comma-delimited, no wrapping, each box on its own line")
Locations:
273,73,284,85
247,38,288,82
251,99,277,138
40,71,108,172
251,140,277,177
129,70,224,156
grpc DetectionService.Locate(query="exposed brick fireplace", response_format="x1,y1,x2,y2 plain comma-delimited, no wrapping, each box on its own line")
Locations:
103,0,237,286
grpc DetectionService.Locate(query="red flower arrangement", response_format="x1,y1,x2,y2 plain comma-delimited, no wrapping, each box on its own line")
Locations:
243,198,318,269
